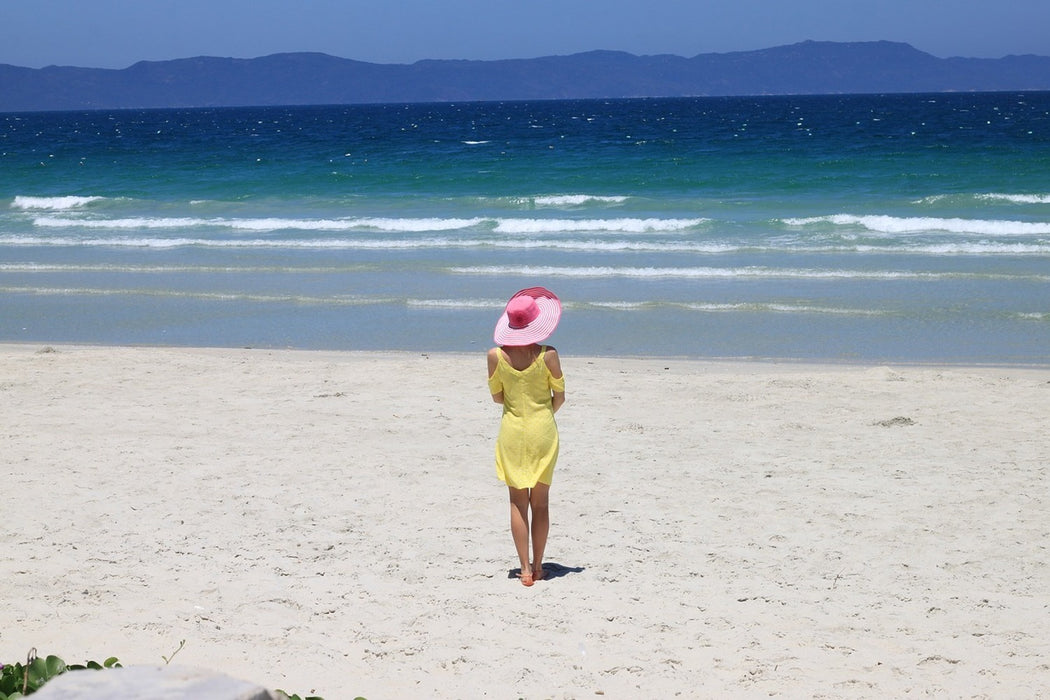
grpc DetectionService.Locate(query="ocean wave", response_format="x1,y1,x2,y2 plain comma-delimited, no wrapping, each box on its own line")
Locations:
33,216,214,230
0,286,895,318
448,265,1047,281
10,236,260,248
5,261,1044,283
489,193,630,209
862,243,1050,255
0,285,397,305
2,284,1037,322
32,211,1046,240
408,298,890,316
530,195,629,207
0,233,743,253
0,262,378,274
226,217,488,232
915,193,1050,206
30,214,700,235
976,193,1050,205
406,298,503,309
784,214,1050,236
5,232,1049,256
493,218,706,234
12,195,106,210
32,215,489,232
676,302,890,316
1,234,483,249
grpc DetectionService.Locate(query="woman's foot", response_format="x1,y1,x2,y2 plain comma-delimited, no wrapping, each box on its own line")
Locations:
532,565,546,582
519,569,535,587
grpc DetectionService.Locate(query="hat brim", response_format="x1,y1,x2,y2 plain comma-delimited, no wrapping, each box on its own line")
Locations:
493,288,562,346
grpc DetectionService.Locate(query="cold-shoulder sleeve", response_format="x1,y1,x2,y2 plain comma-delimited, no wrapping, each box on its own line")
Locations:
548,373,565,393
488,369,504,395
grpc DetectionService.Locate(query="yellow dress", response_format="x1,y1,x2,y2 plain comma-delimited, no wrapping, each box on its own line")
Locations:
487,346,565,488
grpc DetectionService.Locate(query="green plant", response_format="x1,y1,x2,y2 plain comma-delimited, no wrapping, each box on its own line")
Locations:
1,648,337,699
0,649,120,699
66,658,122,672
161,640,185,665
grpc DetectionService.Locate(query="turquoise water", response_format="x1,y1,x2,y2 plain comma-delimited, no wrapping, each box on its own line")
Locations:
1,94,1048,362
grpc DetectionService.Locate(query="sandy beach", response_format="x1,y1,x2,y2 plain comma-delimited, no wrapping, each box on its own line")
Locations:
2,343,1048,698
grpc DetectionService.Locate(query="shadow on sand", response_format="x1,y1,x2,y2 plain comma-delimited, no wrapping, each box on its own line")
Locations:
507,562,585,582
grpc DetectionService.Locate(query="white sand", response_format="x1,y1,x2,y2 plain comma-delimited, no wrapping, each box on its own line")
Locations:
2,344,1048,698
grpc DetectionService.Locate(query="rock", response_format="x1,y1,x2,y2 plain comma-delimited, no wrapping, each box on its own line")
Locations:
32,665,281,699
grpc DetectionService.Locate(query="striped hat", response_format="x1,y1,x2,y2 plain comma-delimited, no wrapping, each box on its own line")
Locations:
493,287,561,346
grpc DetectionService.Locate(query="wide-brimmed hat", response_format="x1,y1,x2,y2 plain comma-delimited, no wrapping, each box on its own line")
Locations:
493,287,562,346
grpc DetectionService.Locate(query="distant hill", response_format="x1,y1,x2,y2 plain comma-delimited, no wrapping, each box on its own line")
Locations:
3,40,1050,112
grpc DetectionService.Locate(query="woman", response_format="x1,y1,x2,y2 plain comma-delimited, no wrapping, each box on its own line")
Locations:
487,287,566,587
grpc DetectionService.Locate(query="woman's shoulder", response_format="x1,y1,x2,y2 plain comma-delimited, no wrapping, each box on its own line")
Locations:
542,345,563,377
487,346,502,373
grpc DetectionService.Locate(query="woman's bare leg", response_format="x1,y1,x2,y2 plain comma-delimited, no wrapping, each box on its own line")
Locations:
508,487,532,583
530,482,550,580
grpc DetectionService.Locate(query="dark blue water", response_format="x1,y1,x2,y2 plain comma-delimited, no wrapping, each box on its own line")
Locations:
1,94,1048,362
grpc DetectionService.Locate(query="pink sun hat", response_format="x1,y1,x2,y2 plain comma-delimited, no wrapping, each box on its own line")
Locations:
493,286,562,346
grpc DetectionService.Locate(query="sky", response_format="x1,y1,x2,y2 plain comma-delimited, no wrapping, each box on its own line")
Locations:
3,0,1049,69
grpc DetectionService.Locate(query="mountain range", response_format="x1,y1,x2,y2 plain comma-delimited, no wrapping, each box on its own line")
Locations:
3,40,1050,112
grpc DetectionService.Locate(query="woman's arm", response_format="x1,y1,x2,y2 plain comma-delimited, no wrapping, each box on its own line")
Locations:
545,347,566,413
487,347,504,404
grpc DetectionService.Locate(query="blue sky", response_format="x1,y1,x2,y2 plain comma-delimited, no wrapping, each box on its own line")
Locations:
3,0,1048,69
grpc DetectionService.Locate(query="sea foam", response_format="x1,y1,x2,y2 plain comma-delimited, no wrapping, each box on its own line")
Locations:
916,193,1050,206
976,193,1050,205
531,195,629,207
12,195,105,210
785,214,1050,236
447,265,1006,280
31,214,706,236
493,218,706,234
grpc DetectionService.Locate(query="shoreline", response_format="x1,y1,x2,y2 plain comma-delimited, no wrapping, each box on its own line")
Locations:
3,343,1048,697
5,340,1050,370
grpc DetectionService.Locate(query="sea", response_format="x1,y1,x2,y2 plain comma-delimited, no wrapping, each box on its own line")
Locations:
1,93,1048,363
